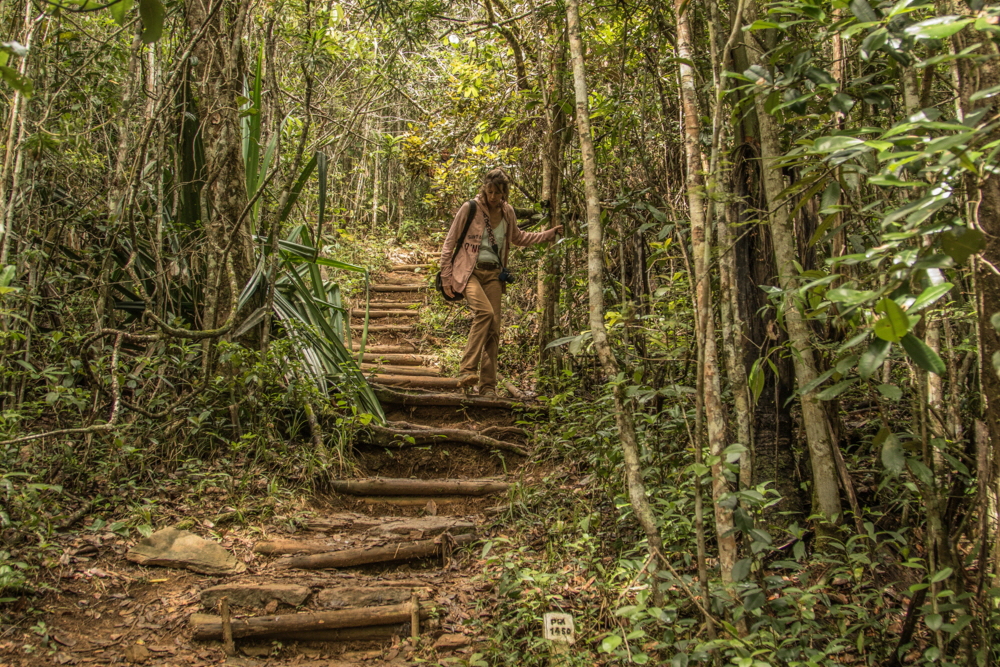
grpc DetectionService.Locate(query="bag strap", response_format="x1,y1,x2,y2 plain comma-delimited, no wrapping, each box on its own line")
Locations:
451,200,477,259
484,219,504,267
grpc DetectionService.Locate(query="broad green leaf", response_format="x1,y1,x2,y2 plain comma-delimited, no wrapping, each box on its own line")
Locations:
930,567,953,584
903,16,974,40
817,379,857,400
732,558,752,582
940,227,985,264
924,613,943,631
0,65,32,98
859,338,891,379
992,312,1000,331
992,351,1000,378
813,136,865,153
881,432,904,476
900,333,947,375
908,458,935,487
909,283,953,312
874,298,910,342
971,83,1000,102
600,634,622,653
876,384,902,401
827,287,877,306
110,0,134,25
849,0,879,23
139,0,165,44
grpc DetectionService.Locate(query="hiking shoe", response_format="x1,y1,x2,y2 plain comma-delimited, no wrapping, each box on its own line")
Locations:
479,387,497,397
457,373,478,388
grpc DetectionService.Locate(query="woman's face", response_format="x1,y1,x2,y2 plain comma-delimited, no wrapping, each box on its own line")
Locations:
485,185,504,208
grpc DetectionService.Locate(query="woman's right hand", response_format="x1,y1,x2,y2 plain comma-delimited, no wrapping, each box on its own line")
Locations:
444,283,456,299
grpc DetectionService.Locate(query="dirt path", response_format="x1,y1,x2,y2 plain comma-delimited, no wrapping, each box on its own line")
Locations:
1,253,544,666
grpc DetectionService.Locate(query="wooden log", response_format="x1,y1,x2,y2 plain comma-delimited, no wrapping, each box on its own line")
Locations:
373,386,544,410
262,615,439,642
358,496,468,507
373,375,462,389
365,424,529,456
273,533,475,570
390,264,433,271
361,364,440,377
363,325,417,333
360,353,428,366
351,344,418,353
254,539,346,555
351,309,420,318
368,301,423,309
330,478,509,497
372,284,425,292
190,606,435,641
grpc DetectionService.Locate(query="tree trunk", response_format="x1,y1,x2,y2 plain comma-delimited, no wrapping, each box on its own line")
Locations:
676,0,737,583
743,0,842,530
566,0,665,576
184,0,255,326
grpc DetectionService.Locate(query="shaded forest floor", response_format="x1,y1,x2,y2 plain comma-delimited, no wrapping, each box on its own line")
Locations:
0,243,559,666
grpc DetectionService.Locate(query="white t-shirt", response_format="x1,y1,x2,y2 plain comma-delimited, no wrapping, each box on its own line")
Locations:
478,219,506,264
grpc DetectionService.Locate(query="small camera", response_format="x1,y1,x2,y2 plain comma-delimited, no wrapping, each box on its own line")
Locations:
498,267,516,284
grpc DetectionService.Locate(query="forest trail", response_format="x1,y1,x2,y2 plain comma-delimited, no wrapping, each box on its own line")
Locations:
13,251,544,666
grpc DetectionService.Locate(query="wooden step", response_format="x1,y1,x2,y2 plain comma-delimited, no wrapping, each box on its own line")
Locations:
274,534,476,570
358,496,472,507
351,344,418,353
364,324,417,333
372,284,425,292
390,264,433,271
369,301,423,309
374,386,541,410
359,353,428,366
373,375,463,389
190,604,435,640
331,478,509,497
361,363,440,376
352,309,420,318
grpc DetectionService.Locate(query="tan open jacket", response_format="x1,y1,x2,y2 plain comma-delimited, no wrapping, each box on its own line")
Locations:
439,196,557,294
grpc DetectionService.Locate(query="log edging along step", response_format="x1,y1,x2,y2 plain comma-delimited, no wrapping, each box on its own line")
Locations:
330,478,510,497
373,385,546,410
273,533,476,570
190,604,434,640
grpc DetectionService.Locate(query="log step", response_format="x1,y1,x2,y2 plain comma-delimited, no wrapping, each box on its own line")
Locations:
255,517,476,555
357,496,473,507
331,478,510,497
352,344,418,353
274,533,476,570
361,364,440,376
372,284,425,292
364,324,417,333
373,375,462,389
190,604,434,641
359,353,430,366
352,309,420,318
374,386,538,409
369,301,423,309
390,264,433,271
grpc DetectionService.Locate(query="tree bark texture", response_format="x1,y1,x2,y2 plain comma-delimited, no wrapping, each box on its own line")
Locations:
676,0,737,582
744,0,843,528
184,0,255,326
566,0,665,569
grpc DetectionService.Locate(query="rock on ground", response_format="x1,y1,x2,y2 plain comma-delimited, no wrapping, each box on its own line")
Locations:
126,527,246,575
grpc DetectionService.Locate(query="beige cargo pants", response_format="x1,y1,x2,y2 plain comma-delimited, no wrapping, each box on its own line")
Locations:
458,267,502,392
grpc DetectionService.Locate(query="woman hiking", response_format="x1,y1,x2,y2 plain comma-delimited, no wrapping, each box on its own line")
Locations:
439,169,563,396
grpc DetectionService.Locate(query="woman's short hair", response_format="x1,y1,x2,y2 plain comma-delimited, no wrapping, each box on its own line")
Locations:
478,168,511,201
